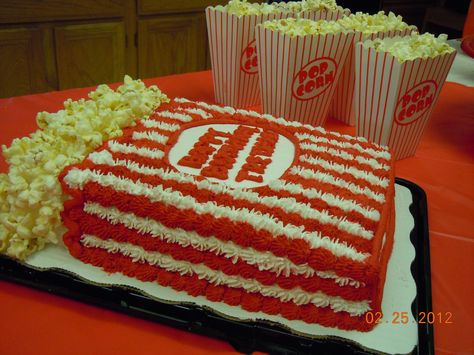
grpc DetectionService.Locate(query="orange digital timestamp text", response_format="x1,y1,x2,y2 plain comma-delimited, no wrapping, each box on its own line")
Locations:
365,311,453,325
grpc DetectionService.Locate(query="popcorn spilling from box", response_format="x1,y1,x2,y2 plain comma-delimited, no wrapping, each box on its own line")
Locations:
329,11,417,126
221,0,340,16
262,17,349,36
365,33,455,62
0,77,168,259
354,33,456,160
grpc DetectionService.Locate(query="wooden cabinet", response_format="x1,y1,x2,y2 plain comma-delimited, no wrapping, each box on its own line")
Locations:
0,0,126,24
138,14,206,78
0,27,54,97
0,0,228,98
137,0,227,78
138,0,227,14
55,22,126,89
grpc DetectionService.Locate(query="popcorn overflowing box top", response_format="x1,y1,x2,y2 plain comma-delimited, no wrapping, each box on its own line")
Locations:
364,33,456,62
219,0,341,16
337,11,417,35
263,11,417,37
262,17,351,36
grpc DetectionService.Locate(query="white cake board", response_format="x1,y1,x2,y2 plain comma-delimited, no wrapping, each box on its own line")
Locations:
25,184,417,354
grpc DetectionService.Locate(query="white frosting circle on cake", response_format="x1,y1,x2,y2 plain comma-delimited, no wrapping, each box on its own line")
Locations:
168,123,295,188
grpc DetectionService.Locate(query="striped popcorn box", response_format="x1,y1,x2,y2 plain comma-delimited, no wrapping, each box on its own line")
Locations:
256,21,355,126
206,7,293,108
354,35,456,160
329,28,416,126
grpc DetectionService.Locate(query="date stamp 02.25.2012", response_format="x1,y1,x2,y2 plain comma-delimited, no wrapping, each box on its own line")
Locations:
365,311,453,325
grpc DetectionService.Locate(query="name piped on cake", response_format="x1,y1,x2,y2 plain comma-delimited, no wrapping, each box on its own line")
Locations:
169,122,295,188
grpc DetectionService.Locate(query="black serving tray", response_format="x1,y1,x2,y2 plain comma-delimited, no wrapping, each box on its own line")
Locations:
0,178,433,355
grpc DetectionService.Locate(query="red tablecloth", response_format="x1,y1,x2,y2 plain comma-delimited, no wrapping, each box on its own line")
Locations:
0,71,473,355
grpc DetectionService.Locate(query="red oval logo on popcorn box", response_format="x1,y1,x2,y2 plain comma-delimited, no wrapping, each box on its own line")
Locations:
292,57,337,101
168,122,295,188
395,80,438,126
240,39,258,74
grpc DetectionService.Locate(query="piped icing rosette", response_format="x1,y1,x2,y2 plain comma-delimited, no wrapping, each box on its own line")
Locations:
220,0,341,16
337,11,417,35
0,76,168,259
364,32,455,62
262,17,350,36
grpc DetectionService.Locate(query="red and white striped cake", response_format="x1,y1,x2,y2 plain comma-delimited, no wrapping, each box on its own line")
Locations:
60,97,395,331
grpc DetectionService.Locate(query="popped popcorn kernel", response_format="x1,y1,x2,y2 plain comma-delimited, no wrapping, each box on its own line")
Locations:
364,32,455,62
337,11,416,35
262,17,350,37
0,76,169,260
220,0,340,17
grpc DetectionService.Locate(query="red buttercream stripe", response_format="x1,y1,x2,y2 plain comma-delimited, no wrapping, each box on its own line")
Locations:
108,148,379,230
104,150,172,170
130,127,175,138
280,172,384,212
72,207,373,301
295,160,387,195
75,163,375,254
299,146,390,179
109,139,167,153
63,180,379,284
254,184,378,231
298,136,389,166
70,239,375,331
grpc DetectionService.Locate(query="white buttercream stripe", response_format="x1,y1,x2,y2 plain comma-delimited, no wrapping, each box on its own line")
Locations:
172,98,389,151
296,133,391,161
141,119,180,132
179,107,213,119
289,166,385,203
156,110,193,122
83,201,363,287
268,180,380,221
81,234,371,315
87,150,374,240
299,154,390,188
64,168,369,261
299,142,390,171
132,131,169,145
107,141,164,160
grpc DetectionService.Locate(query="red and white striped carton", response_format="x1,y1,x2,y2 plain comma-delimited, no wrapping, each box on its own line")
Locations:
206,8,292,108
205,6,348,108
329,28,416,126
354,39,456,160
256,25,355,126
